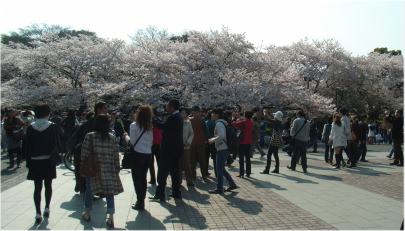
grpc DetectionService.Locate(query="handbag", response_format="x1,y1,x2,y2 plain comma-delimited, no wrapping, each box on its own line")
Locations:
80,134,100,177
290,120,307,146
121,129,146,169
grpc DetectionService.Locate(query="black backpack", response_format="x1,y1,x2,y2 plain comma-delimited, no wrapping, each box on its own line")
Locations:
217,121,238,151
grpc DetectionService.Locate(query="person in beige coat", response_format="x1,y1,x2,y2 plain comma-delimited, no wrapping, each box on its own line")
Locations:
180,108,194,186
81,114,123,228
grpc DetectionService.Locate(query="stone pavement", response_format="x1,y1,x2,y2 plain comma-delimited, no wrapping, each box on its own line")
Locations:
1,145,403,230
1,151,28,192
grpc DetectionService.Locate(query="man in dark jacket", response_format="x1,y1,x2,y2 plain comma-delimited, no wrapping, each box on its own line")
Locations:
351,115,362,163
390,110,403,166
358,116,369,162
151,99,184,201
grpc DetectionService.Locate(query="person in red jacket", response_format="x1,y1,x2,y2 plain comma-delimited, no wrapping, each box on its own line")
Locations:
232,111,254,178
149,110,163,185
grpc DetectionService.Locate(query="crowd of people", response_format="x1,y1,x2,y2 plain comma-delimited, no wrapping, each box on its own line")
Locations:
0,101,403,228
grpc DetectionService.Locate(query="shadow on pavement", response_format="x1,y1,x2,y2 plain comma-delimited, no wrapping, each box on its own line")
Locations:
343,166,391,177
250,160,264,165
60,194,107,230
182,186,211,205
243,176,287,191
306,171,342,181
223,191,263,215
307,164,339,172
126,210,166,230
272,172,319,184
360,161,397,169
161,199,208,229
1,167,18,176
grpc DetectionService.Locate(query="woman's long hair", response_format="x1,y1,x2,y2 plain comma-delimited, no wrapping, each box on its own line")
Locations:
136,105,153,131
94,114,111,141
333,113,342,126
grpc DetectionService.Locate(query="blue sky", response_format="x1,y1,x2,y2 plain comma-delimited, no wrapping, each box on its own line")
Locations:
0,0,403,56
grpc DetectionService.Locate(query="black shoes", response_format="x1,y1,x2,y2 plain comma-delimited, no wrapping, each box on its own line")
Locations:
81,211,91,222
132,200,145,211
106,217,114,228
35,214,42,224
360,159,369,162
149,195,165,202
43,208,50,218
237,175,244,178
74,184,81,193
347,164,357,168
390,162,399,166
271,169,279,174
225,185,238,192
260,170,269,174
303,169,307,173
208,189,224,194
287,166,295,171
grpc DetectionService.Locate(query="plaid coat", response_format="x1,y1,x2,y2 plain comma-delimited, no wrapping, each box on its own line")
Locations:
81,132,123,196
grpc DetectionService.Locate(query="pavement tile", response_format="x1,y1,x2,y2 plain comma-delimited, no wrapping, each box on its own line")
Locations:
1,145,403,229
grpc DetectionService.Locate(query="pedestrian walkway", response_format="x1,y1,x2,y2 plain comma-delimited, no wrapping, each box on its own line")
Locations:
1,147,403,230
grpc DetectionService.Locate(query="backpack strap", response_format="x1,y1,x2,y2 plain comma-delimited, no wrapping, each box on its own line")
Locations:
294,120,307,138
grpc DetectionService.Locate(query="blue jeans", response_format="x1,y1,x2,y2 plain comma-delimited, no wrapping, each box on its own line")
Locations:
83,177,115,214
216,150,236,192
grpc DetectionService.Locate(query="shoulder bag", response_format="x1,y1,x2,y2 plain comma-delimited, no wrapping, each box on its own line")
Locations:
290,120,307,147
121,129,146,169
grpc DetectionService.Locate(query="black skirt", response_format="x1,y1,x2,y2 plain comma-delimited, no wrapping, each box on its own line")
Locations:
27,159,56,180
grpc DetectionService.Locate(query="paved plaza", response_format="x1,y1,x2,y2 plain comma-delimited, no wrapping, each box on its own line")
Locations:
1,145,403,230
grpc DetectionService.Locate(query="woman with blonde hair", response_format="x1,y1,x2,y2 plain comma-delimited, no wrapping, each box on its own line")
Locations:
329,113,347,169
126,105,153,211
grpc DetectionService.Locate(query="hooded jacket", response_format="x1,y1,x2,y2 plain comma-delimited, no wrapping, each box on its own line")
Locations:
24,119,60,167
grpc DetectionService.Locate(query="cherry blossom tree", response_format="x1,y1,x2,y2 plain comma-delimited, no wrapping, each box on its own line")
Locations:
1,27,402,116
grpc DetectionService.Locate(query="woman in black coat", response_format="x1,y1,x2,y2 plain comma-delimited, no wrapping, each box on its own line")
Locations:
24,105,61,224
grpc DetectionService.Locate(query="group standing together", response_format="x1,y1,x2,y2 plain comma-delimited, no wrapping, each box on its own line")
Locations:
1,100,403,228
